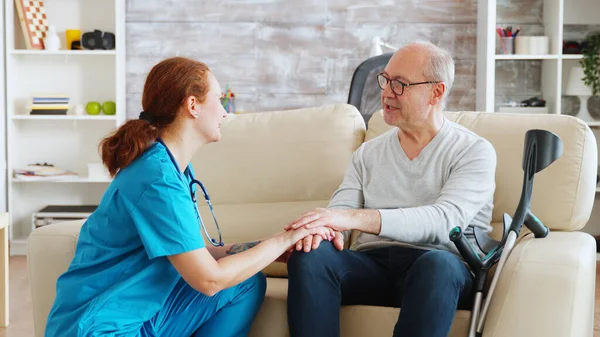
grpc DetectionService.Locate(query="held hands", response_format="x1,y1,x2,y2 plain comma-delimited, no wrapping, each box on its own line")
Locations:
276,226,337,263
285,208,358,233
283,208,357,254
294,231,344,253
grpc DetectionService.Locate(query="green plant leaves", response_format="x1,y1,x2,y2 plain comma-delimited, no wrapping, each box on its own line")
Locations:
580,33,600,97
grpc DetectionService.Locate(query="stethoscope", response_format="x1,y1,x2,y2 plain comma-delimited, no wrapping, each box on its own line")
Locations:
157,138,224,247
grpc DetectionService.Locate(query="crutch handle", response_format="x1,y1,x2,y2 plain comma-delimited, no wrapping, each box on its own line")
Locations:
449,226,481,271
525,212,549,238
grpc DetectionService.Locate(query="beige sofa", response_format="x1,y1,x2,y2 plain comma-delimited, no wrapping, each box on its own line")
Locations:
28,104,597,337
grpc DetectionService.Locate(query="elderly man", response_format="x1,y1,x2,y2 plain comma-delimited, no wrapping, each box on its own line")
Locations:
284,41,497,337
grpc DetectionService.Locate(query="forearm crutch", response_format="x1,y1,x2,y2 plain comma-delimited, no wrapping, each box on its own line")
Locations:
449,129,563,337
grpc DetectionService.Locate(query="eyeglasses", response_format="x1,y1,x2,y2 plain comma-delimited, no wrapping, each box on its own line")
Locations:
376,73,441,96
190,179,224,247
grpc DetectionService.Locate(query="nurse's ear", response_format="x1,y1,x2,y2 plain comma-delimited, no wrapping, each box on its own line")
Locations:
185,95,200,119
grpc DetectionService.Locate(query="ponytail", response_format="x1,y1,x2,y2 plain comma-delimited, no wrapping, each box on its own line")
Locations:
99,119,159,177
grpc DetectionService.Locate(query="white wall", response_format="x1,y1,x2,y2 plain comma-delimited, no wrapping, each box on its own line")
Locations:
0,3,6,213
564,0,600,24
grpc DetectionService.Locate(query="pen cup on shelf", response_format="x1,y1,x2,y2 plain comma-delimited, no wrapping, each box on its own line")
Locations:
500,37,514,54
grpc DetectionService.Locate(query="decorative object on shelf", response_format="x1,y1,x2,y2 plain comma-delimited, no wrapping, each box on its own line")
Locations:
496,26,520,54
14,0,48,50
565,66,595,122
579,33,600,97
30,95,69,115
521,96,546,107
81,30,116,50
563,40,582,54
221,86,236,114
515,36,549,55
65,29,81,50
13,163,78,181
498,96,547,113
85,101,101,115
74,104,85,115
102,101,116,115
44,25,60,51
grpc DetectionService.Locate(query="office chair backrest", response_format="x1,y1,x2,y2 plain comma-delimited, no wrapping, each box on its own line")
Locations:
347,53,393,125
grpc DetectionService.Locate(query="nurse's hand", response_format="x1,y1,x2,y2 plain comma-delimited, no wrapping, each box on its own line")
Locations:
284,225,334,249
294,231,344,253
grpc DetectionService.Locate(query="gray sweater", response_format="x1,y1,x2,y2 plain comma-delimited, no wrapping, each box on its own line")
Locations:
329,117,497,256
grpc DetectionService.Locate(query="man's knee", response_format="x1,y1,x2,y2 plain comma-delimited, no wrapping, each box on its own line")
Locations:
408,250,469,287
287,240,338,277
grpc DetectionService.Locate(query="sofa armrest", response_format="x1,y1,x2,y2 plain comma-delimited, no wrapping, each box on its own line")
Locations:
483,231,595,337
27,220,85,337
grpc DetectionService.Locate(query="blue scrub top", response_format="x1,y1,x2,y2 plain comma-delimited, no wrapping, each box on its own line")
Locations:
45,141,206,336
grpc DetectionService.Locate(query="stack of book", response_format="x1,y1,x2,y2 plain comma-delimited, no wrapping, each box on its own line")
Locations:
30,96,70,115
14,163,78,181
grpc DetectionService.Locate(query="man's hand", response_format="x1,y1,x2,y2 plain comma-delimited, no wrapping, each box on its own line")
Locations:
285,208,358,232
285,208,382,235
294,231,345,252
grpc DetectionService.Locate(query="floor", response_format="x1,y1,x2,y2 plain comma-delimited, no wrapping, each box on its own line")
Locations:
0,257,34,337
0,257,598,337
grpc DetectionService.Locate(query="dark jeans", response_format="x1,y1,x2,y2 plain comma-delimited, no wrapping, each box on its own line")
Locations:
287,241,474,337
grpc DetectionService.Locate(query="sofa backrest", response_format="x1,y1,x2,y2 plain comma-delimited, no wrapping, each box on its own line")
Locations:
190,104,366,276
367,110,598,235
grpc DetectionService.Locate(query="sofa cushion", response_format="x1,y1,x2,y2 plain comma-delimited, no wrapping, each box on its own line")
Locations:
191,104,366,276
366,109,597,233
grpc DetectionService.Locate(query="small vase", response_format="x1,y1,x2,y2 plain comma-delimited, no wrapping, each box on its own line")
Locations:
45,25,60,51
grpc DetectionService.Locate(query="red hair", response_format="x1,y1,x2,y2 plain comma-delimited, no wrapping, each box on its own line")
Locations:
99,57,211,177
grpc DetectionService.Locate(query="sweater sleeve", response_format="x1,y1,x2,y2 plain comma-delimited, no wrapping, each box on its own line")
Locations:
378,139,497,245
327,147,365,241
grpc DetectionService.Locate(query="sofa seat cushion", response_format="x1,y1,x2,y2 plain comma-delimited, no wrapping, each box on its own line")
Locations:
249,277,471,337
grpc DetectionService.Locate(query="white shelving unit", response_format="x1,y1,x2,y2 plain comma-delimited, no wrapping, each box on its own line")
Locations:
477,0,600,238
477,0,599,114
0,4,5,215
4,0,125,255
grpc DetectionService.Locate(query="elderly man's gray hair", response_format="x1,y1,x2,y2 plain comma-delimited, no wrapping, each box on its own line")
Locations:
412,40,455,110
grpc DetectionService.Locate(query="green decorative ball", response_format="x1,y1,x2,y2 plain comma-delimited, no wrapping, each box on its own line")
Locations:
86,102,101,115
102,101,116,115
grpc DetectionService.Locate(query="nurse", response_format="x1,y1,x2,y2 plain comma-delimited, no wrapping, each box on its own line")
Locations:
44,57,333,337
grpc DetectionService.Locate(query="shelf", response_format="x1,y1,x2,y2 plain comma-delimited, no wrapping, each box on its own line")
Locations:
11,115,117,121
12,176,112,183
494,54,584,60
561,54,584,60
495,55,559,60
10,50,116,56
586,121,600,127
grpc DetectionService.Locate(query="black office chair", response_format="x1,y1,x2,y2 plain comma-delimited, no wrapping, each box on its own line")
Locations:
347,53,393,125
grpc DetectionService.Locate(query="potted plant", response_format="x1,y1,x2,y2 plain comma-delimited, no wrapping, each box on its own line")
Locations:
580,33,600,97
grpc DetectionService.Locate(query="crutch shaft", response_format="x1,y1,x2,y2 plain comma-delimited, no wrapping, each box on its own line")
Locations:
476,231,518,333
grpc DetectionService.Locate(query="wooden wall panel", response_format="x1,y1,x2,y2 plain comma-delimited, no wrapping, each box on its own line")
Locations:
125,0,544,118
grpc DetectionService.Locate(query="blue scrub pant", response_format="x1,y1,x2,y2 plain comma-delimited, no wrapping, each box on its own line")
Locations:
287,242,474,337
140,272,266,337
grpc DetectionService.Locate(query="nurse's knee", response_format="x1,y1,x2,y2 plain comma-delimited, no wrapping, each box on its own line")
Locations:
252,272,267,296
240,272,266,301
